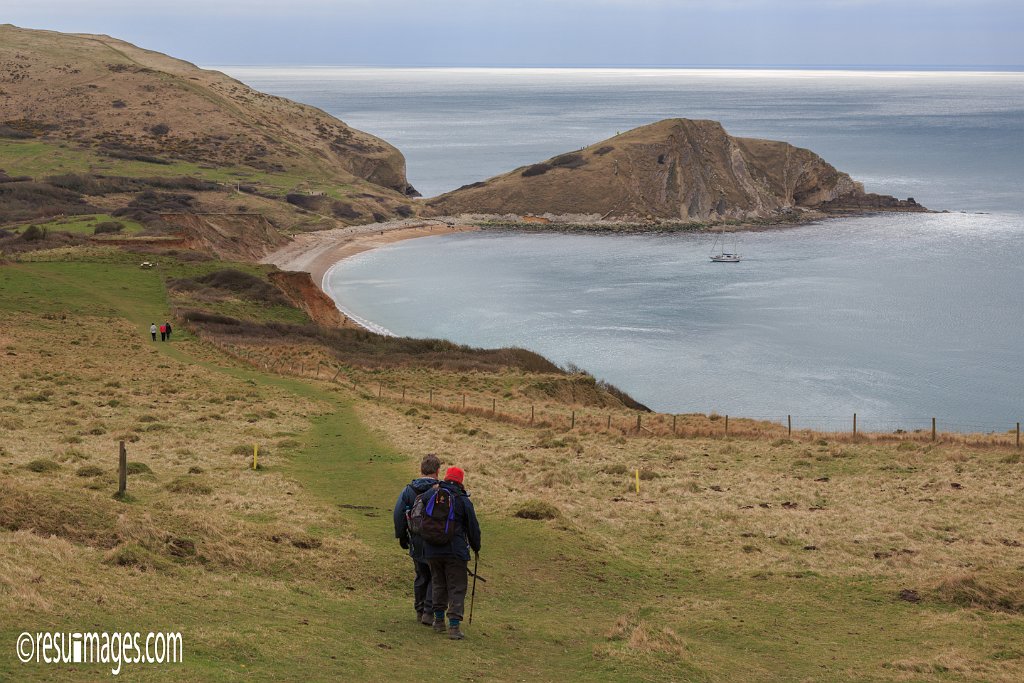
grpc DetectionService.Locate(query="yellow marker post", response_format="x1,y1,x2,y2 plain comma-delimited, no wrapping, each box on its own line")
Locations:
253,444,258,471
635,468,640,494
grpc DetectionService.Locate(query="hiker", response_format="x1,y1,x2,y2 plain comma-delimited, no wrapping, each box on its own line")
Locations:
164,321,173,340
159,323,167,341
423,466,481,640
393,454,441,626
150,323,157,341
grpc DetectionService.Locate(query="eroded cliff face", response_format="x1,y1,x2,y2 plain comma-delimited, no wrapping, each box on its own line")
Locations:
428,119,923,222
267,271,346,328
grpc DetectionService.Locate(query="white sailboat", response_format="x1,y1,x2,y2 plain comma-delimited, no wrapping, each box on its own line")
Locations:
709,235,742,262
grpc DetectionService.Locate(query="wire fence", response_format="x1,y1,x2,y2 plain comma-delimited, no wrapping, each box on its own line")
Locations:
208,339,1023,450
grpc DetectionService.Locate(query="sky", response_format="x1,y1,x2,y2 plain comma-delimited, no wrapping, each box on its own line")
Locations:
3,0,1023,67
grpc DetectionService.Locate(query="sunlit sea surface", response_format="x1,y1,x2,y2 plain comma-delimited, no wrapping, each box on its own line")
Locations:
225,67,1024,428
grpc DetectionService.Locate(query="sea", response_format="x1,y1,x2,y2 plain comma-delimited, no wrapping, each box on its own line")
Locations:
221,67,1024,430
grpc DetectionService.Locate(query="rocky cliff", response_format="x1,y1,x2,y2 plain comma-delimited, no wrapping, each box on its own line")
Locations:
428,118,924,222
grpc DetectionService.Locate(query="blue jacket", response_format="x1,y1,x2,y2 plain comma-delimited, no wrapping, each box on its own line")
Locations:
422,481,481,562
393,477,438,560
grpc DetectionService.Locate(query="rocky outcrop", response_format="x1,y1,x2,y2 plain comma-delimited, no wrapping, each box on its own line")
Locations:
428,118,925,222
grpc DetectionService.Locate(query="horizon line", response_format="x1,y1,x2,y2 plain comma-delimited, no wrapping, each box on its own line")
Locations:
209,63,1024,71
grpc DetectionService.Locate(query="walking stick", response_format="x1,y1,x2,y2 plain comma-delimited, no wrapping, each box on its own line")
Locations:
468,551,479,624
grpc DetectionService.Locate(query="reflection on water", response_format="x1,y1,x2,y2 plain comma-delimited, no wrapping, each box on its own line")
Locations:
328,213,1024,426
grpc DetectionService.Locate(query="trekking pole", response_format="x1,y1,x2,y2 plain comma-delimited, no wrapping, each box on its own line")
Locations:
469,551,479,625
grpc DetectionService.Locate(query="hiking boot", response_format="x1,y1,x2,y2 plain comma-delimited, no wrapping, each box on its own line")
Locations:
447,625,465,640
432,611,446,633
420,611,433,626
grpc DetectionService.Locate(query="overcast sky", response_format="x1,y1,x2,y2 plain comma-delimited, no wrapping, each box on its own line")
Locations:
4,0,1023,67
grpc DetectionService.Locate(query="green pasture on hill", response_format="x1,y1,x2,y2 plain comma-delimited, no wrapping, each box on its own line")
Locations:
1,258,1022,681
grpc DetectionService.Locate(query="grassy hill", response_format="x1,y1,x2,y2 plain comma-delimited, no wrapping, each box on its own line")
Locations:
1,245,1023,681
0,25,420,248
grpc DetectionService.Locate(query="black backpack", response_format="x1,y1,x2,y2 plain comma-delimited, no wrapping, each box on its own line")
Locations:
406,485,435,537
416,487,456,546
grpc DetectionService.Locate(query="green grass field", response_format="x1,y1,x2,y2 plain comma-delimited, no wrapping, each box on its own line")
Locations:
8,214,145,236
0,139,357,199
1,255,1023,681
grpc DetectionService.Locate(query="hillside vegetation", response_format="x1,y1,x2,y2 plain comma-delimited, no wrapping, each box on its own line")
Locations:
0,25,420,255
1,245,1023,681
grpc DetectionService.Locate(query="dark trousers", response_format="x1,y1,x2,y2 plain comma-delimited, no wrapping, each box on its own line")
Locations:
160,332,166,341
413,559,433,614
427,557,468,622
151,332,156,341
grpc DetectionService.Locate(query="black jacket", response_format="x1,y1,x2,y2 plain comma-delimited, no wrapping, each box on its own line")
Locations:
421,481,481,562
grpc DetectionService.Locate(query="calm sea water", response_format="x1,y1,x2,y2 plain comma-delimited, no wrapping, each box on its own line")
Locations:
224,68,1024,427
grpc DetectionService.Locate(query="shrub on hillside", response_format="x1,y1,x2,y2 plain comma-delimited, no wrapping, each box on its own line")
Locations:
93,221,124,235
285,193,324,211
113,191,195,223
25,458,60,473
550,153,587,169
20,224,47,241
165,477,212,495
101,148,171,165
521,163,552,178
331,202,361,219
0,181,94,223
0,124,34,139
149,123,170,136
514,500,560,520
184,269,291,306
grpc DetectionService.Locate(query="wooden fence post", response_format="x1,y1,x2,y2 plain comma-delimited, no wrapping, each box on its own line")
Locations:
463,394,466,409
853,413,857,436
332,367,343,382
429,389,433,406
530,405,535,425
1017,422,1021,449
570,411,575,430
607,415,611,430
724,415,729,436
932,417,937,442
672,414,677,434
316,364,321,377
636,414,641,434
491,398,496,415
117,441,127,496
402,387,406,401
787,415,792,437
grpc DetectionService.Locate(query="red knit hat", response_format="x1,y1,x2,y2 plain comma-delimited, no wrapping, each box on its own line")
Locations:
444,466,465,485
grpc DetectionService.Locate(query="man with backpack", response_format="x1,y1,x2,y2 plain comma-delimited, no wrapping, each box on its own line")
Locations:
393,454,441,626
421,466,481,640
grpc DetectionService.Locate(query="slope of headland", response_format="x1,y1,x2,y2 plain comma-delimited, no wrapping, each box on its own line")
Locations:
0,24,419,253
427,118,926,225
0,24,415,196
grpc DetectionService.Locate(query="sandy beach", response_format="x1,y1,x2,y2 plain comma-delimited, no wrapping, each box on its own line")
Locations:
261,218,478,329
